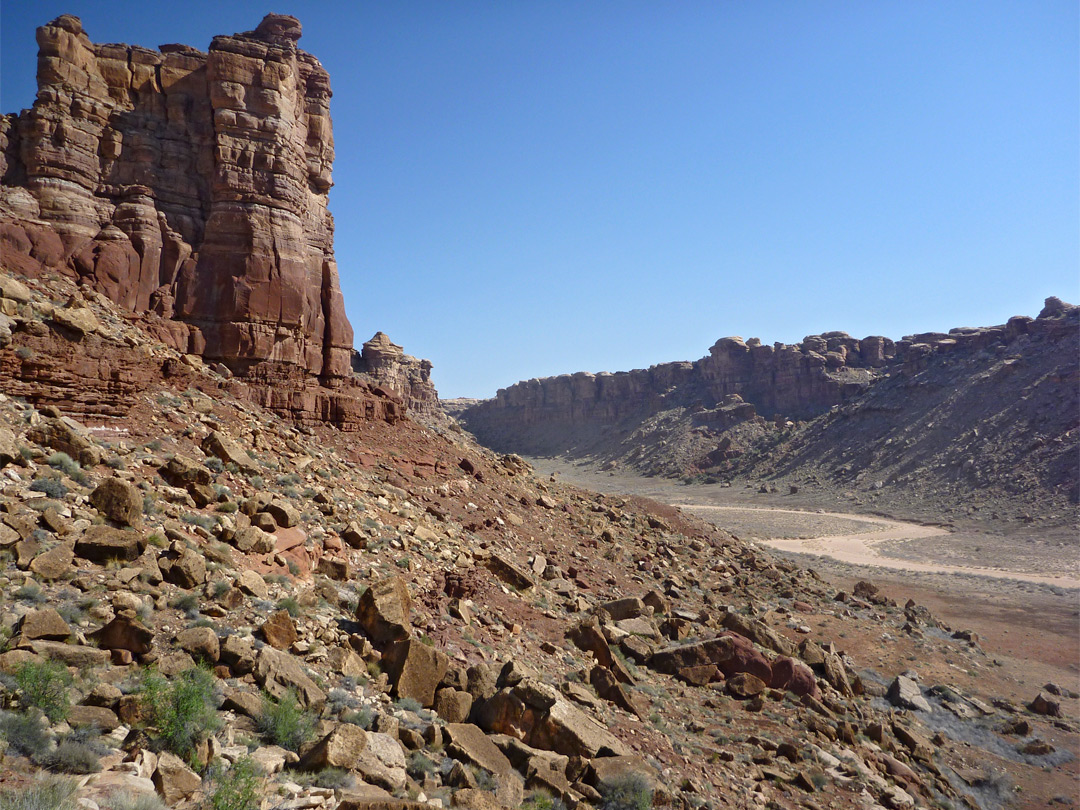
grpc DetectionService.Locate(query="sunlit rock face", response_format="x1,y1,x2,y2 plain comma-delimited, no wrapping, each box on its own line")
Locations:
1,13,352,382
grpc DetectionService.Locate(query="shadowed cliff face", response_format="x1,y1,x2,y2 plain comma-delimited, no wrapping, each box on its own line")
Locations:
0,13,352,382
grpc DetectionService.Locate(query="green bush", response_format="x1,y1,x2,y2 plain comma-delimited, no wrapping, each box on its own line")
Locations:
393,696,423,714
275,597,300,618
0,775,78,810
256,690,316,752
170,593,200,615
40,738,102,774
0,710,51,759
599,774,654,810
303,768,353,790
205,757,262,810
406,751,437,780
522,792,567,810
30,477,68,499
15,582,47,604
341,706,374,730
139,666,222,766
15,659,73,721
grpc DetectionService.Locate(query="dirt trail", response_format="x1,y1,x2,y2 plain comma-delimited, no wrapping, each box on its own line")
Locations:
677,504,1080,588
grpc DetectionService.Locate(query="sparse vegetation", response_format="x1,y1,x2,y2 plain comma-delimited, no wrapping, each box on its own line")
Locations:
205,757,262,810
598,773,654,810
0,775,78,810
0,710,51,759
139,665,222,766
15,659,73,721
341,706,374,730
30,477,68,499
256,690,316,752
15,582,48,604
275,596,301,617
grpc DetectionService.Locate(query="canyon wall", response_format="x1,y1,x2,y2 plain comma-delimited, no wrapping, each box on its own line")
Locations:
459,312,1053,457
0,14,422,426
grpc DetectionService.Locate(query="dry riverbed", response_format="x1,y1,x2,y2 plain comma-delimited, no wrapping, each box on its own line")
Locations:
530,457,1080,686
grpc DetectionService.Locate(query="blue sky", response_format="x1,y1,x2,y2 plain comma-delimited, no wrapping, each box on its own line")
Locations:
2,2,1077,398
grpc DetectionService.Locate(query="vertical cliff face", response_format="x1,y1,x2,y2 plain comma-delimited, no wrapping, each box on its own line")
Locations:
457,313,1061,465
0,14,352,384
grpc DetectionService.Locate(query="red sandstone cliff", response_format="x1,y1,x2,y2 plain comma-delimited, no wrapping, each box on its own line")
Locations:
0,14,435,426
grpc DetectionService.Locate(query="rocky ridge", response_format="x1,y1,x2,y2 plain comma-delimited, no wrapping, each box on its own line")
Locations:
0,263,1075,810
457,302,1079,522
0,14,430,428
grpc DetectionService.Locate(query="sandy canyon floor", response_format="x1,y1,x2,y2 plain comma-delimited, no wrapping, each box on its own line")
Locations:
528,457,1080,805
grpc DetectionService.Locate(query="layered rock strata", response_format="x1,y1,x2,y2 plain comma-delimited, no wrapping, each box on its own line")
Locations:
352,332,439,415
0,14,410,427
459,312,1063,457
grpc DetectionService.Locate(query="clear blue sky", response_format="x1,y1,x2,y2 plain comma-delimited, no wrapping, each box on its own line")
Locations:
3,2,1077,398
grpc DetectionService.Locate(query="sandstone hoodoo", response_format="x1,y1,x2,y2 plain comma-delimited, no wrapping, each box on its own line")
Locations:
0,14,435,427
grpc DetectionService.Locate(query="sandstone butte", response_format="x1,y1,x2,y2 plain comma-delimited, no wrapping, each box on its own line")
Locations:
0,13,436,426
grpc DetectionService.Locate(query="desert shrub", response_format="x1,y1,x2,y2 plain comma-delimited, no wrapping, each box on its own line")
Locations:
275,597,300,618
256,690,315,752
139,666,222,765
407,751,437,780
598,774,654,810
0,710,51,759
0,775,78,810
211,580,232,599
522,792,567,810
15,659,73,721
306,768,353,790
142,493,159,515
104,794,167,810
47,453,86,484
15,582,47,604
30,477,68,499
341,706,374,730
40,738,102,774
217,501,238,513
170,593,200,615
393,696,423,714
326,688,356,714
56,602,86,626
182,512,217,531
205,757,262,810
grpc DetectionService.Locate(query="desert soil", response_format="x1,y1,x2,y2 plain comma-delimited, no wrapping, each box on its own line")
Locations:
529,457,1080,686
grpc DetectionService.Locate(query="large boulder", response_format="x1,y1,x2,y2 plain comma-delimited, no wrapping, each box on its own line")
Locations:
354,732,407,792
16,608,71,641
769,656,820,698
90,614,154,656
301,723,368,770
356,577,412,645
75,525,145,563
159,546,207,588
477,679,631,759
90,477,143,527
260,610,298,650
254,647,326,709
152,752,201,804
381,639,449,707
